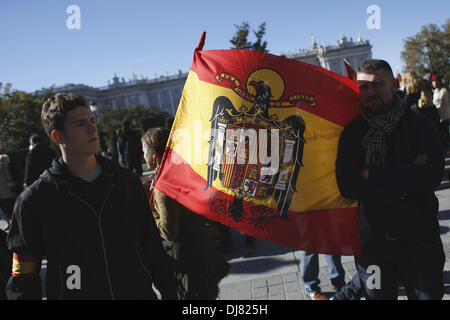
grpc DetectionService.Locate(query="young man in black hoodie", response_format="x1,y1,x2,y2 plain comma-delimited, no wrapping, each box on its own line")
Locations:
6,93,177,300
335,59,445,300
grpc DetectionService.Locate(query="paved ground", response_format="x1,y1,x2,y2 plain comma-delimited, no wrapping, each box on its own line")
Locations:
217,188,450,300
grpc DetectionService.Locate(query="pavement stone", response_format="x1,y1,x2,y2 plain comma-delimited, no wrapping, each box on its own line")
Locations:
268,284,284,296
252,278,267,288
282,272,299,283
236,280,252,300
286,291,303,300
269,293,286,300
252,287,268,298
267,275,283,285
284,281,301,293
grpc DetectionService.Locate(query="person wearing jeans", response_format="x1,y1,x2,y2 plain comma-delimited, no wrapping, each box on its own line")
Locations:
335,60,445,300
299,251,346,300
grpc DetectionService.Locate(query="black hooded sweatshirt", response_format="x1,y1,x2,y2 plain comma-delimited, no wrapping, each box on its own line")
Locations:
6,156,177,300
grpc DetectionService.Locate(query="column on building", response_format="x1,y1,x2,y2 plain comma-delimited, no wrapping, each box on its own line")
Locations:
139,93,150,109
168,89,175,115
157,91,163,111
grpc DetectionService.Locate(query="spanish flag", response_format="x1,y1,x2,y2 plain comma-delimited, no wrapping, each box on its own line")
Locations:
344,58,357,82
155,32,361,255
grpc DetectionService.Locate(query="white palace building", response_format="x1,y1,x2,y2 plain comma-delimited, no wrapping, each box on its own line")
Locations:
35,34,372,116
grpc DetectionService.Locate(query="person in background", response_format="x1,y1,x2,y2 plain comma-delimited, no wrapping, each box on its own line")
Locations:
336,59,445,299
432,74,450,150
299,251,346,300
403,71,422,113
117,119,143,177
142,127,230,299
0,155,21,230
331,272,362,300
395,74,405,100
418,79,441,133
24,134,56,188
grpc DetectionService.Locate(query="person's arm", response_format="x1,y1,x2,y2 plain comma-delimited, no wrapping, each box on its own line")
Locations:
153,189,180,242
6,253,42,300
335,124,399,204
6,196,43,300
368,118,444,195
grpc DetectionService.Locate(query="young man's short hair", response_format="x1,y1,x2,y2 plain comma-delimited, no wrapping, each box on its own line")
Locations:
41,93,87,138
358,59,394,79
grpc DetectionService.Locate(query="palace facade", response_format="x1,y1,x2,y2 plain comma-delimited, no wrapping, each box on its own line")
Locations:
35,34,371,115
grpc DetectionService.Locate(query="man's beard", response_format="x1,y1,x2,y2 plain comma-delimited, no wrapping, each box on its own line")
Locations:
364,97,393,114
372,103,393,114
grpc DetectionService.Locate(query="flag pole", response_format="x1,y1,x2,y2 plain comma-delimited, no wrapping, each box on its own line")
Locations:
196,31,206,52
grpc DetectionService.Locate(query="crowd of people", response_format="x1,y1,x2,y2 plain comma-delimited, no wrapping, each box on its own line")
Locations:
0,58,448,300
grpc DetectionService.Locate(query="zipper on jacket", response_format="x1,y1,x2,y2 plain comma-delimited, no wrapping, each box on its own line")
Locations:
134,242,154,285
68,184,116,299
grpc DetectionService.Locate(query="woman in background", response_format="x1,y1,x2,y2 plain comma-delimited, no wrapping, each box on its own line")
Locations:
141,127,229,300
418,78,441,134
403,71,422,113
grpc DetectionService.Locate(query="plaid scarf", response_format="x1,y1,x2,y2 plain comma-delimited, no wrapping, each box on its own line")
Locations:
360,94,407,167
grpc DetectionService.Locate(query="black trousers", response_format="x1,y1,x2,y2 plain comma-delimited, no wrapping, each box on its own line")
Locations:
355,238,445,300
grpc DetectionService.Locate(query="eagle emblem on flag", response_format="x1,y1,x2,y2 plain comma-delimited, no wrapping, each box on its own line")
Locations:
204,68,306,223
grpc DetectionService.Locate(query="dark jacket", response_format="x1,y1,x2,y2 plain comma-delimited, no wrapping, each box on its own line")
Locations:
405,92,421,113
117,128,143,170
152,188,229,299
6,156,177,300
419,106,441,133
336,108,444,244
24,143,56,187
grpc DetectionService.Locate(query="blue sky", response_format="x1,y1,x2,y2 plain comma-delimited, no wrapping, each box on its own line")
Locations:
0,0,448,92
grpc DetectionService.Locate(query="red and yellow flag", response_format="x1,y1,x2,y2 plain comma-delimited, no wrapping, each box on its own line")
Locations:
155,32,361,255
344,59,357,82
